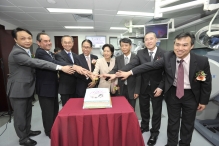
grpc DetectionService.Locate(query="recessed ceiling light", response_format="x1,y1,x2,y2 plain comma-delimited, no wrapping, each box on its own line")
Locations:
47,8,92,14
47,0,56,4
110,27,128,30
64,26,94,29
117,11,154,16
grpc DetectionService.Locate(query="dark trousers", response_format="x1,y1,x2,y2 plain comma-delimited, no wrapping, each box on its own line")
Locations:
165,86,198,146
38,96,59,136
60,94,75,106
121,85,136,109
10,97,32,143
140,85,163,136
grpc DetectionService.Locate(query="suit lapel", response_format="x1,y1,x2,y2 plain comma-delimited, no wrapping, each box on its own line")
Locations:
170,53,176,78
62,51,73,63
153,47,161,61
189,53,197,85
120,55,125,67
81,54,89,70
144,48,151,62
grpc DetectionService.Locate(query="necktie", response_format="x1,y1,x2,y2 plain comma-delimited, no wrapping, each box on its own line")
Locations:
49,52,54,59
124,56,128,65
68,52,74,63
124,56,128,85
27,50,31,57
176,60,184,99
149,52,154,62
86,56,91,71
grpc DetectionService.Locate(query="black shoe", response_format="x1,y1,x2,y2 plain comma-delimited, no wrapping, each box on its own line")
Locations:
147,135,158,146
28,130,41,137
140,127,149,133
19,138,37,146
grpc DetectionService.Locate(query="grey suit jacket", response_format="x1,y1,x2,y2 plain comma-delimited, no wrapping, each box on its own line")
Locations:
7,44,57,98
109,53,141,99
131,51,212,104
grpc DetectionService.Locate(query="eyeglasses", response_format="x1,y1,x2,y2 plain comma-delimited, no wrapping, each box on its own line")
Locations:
82,46,91,49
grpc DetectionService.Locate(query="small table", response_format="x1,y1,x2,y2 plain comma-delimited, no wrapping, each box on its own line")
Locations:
51,96,145,146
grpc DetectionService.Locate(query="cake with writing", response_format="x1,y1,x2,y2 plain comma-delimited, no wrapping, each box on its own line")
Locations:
83,88,112,109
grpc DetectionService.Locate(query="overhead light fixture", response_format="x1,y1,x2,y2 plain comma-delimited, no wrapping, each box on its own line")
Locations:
47,0,56,4
47,8,92,14
117,11,154,16
110,27,128,30
64,26,94,29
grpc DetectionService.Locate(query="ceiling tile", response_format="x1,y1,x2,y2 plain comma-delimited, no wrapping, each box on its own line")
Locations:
57,21,78,26
94,22,111,27
118,0,154,12
3,19,26,27
0,0,14,6
36,0,69,8
65,0,93,9
40,21,62,27
22,20,44,26
94,9,117,15
8,0,41,7
2,12,35,20
28,13,56,21
94,0,122,10
94,15,114,22
18,7,48,13
0,12,14,20
0,6,23,12
50,14,76,21
76,22,94,26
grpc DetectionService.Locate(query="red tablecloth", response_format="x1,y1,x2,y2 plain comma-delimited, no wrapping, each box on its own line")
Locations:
51,96,145,146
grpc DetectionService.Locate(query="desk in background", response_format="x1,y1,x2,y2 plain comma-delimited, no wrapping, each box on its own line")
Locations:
51,96,145,146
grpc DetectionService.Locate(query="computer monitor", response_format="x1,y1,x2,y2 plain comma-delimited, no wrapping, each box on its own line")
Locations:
85,36,106,48
144,23,169,40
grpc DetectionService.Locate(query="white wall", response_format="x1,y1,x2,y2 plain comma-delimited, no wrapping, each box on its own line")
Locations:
31,31,121,55
0,19,17,30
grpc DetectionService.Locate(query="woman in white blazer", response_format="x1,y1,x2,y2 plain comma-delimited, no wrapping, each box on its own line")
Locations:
93,44,116,93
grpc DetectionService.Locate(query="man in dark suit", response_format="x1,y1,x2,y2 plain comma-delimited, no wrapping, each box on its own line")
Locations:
114,32,212,146
109,38,141,109
55,35,78,106
106,33,165,146
7,27,75,146
75,39,98,98
35,32,72,138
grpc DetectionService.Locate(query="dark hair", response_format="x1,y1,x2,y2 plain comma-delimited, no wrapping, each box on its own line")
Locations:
81,39,93,47
102,44,114,58
11,27,32,39
119,38,132,46
174,32,195,46
36,32,48,42
145,31,157,38
61,35,74,42
54,47,61,53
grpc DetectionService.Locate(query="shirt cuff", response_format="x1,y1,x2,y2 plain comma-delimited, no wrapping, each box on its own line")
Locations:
130,70,133,75
56,65,62,70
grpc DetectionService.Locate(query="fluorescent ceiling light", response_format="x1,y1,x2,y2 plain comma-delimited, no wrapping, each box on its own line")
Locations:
47,8,92,14
64,26,94,29
117,11,154,16
110,27,128,30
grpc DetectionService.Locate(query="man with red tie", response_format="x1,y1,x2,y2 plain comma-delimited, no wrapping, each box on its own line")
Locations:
106,32,212,146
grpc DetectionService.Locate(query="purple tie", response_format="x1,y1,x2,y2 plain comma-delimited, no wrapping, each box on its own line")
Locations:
176,60,184,99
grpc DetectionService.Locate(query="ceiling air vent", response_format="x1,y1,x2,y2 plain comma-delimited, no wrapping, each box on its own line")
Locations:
73,14,93,22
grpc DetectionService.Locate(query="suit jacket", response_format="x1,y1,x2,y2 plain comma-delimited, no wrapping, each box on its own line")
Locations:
109,53,141,99
75,54,98,97
131,51,212,104
55,50,77,95
93,57,115,91
35,48,69,97
122,47,166,93
7,44,57,98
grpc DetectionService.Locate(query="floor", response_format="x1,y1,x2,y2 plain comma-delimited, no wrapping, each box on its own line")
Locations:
0,96,213,146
